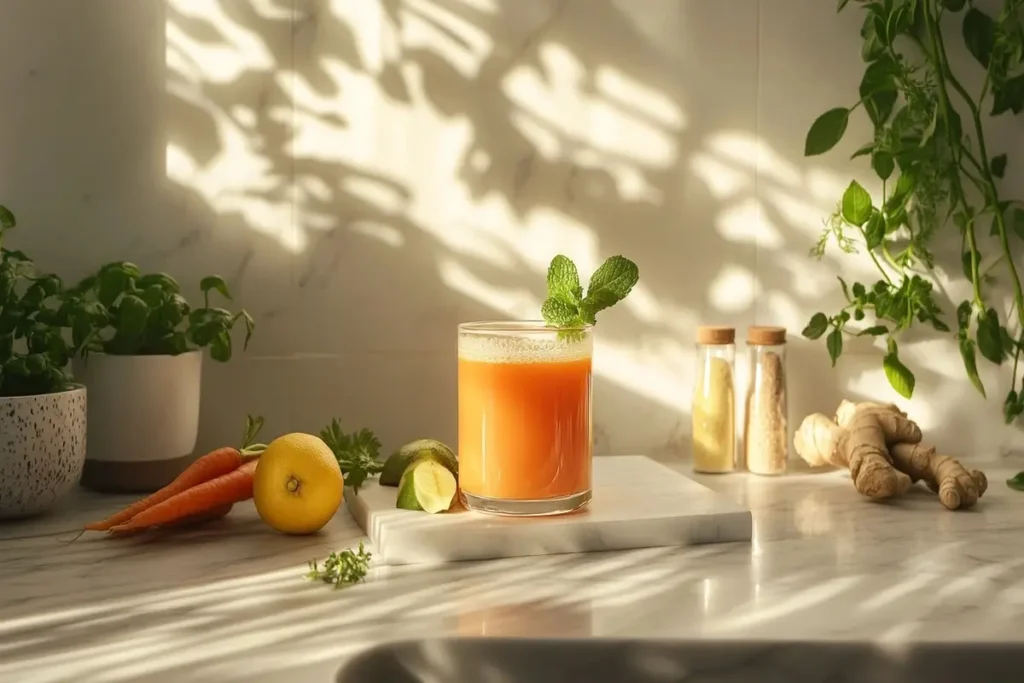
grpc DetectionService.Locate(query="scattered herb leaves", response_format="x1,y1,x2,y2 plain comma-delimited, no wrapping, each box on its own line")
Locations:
307,542,371,589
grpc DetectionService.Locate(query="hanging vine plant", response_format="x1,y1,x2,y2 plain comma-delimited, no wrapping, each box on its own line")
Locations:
802,0,1024,422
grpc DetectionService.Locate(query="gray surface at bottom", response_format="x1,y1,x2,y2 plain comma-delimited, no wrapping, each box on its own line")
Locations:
335,638,1021,683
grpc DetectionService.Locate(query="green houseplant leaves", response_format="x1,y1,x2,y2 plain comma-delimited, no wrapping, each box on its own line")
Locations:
64,262,254,362
802,0,1024,420
0,205,74,397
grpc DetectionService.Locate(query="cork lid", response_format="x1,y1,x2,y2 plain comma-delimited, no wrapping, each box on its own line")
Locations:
747,326,787,345
696,325,735,345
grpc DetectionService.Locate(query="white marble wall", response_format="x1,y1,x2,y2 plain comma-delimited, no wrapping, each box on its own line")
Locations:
1,0,1023,462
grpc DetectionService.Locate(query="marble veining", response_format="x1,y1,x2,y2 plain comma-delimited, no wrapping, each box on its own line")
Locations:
3,460,1024,683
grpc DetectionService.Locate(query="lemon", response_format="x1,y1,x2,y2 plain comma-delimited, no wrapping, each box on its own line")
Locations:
380,439,458,486
396,458,457,513
254,433,344,535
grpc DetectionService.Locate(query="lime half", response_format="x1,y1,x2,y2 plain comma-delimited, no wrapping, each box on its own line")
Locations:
396,458,457,513
380,439,458,486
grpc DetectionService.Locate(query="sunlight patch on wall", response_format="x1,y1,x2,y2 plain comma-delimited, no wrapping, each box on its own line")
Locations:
707,265,758,313
166,0,298,252
502,40,681,201
595,65,686,132
716,197,783,249
167,2,276,83
690,153,752,200
706,131,801,188
439,257,542,320
403,0,493,79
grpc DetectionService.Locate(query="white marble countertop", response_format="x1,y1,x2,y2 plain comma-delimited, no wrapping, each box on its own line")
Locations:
3,459,1024,683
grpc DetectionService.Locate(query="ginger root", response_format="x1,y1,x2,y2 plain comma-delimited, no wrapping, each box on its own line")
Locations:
793,400,986,511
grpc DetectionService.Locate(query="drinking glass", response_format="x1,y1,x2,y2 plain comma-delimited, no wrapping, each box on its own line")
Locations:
457,321,593,516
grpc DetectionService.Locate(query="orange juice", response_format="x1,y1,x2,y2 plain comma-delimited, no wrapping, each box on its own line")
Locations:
457,321,593,516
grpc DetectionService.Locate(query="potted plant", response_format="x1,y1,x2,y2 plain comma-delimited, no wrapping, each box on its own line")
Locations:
0,204,87,519
63,261,254,493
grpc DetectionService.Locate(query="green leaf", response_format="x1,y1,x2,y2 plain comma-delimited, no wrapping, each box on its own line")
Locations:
210,329,232,362
837,276,851,302
1006,472,1024,491
96,261,140,307
199,275,232,300
586,256,639,304
991,154,1008,179
976,308,1004,365
859,57,896,99
883,352,915,398
958,337,986,397
858,325,889,336
137,272,181,293
962,7,995,68
872,152,895,181
579,288,620,325
852,282,866,299
1003,391,1022,424
116,295,150,340
860,14,885,62
805,108,850,156
1013,209,1024,240
841,181,873,227
865,90,897,128
991,74,1024,116
837,0,851,11
235,310,255,351
851,143,875,159
826,328,843,367
546,255,582,304
961,250,977,283
956,300,972,331
864,211,885,249
802,313,829,340
942,0,966,11
0,205,14,230
884,170,916,213
541,297,581,327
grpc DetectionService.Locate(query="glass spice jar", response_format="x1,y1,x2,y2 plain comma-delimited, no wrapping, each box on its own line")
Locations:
743,326,789,475
691,326,736,474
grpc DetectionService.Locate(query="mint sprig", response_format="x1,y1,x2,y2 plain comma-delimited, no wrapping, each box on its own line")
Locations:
541,255,639,329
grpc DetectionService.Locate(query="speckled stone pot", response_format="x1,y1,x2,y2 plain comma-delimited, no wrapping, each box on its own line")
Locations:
0,386,87,520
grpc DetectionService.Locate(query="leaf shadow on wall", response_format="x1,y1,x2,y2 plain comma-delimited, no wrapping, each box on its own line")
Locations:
160,0,987,458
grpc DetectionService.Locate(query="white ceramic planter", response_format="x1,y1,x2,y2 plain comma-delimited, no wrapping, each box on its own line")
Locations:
73,350,202,493
0,386,87,519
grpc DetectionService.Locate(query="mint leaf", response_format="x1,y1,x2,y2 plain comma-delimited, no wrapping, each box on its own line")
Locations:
541,254,638,329
579,288,621,325
586,256,639,302
547,255,582,303
541,297,581,327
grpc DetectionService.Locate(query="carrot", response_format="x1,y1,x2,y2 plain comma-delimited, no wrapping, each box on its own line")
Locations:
108,460,258,533
163,503,234,528
84,447,243,531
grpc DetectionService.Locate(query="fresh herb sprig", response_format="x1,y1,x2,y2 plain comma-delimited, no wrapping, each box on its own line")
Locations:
803,0,1024,419
541,255,639,331
307,541,371,589
320,418,383,492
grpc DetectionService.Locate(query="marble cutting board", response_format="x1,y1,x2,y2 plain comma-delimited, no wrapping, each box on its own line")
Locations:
346,455,752,566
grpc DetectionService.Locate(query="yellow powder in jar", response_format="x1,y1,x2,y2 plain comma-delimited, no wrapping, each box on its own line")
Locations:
691,356,735,473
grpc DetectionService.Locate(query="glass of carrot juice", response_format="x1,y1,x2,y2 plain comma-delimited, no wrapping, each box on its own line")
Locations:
457,320,593,516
